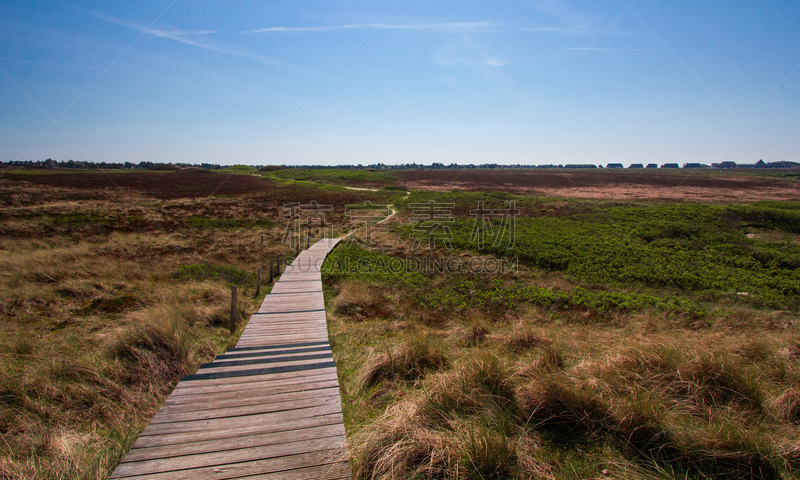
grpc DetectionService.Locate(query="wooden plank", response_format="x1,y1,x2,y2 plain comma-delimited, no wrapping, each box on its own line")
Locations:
140,403,344,437
148,388,342,424
158,388,343,416
113,450,348,480
198,352,334,371
234,334,330,343
213,345,331,361
165,377,340,402
113,435,347,477
229,463,351,480
180,360,337,382
170,367,339,391
156,386,342,414
121,424,346,463
131,413,345,449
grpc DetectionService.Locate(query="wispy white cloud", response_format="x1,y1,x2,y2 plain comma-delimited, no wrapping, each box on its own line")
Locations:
84,10,216,38
248,20,517,69
81,8,311,72
0,57,105,69
246,21,497,34
438,74,456,86
246,21,594,35
568,47,672,52
434,55,508,68
486,58,508,67
432,35,509,69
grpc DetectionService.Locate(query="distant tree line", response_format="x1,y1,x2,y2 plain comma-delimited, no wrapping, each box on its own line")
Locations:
284,160,800,170
281,162,548,170
2,159,225,170
4,159,797,171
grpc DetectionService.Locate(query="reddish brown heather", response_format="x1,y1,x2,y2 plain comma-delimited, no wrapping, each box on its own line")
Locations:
393,169,800,202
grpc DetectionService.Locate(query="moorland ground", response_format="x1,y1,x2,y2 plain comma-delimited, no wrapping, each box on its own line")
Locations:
0,169,393,478
1,167,799,479
269,167,800,202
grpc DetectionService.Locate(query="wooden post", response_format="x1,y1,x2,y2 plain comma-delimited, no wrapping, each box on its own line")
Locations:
276,255,281,276
256,266,262,296
261,235,263,245
296,241,299,255
269,258,274,283
230,286,238,335
306,236,310,249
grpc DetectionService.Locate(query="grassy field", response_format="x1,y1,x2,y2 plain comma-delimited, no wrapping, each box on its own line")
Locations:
0,170,391,478
318,183,800,479
1,168,799,479
261,167,800,202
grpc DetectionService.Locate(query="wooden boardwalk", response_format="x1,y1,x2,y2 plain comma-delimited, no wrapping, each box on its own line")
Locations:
111,238,350,480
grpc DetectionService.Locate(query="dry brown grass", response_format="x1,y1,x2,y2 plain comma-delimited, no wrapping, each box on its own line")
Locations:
0,176,398,478
393,168,800,202
350,353,551,480
333,280,391,321
497,328,552,354
355,338,447,391
774,388,800,424
327,264,800,479
0,249,255,479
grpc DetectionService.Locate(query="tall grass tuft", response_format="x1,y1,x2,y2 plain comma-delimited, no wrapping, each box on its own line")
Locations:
355,337,447,391
334,280,391,320
775,387,800,424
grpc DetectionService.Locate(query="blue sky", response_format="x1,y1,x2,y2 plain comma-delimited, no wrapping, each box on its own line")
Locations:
1,1,799,166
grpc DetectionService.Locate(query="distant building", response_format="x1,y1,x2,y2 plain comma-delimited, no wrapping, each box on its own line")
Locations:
646,163,658,169
683,163,708,169
629,164,644,169
737,160,766,169
564,164,598,169
711,160,799,169
606,163,624,169
768,161,800,168
661,163,679,168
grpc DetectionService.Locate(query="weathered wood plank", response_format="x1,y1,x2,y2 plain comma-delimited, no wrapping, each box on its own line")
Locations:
148,389,342,424
170,367,339,391
156,386,342,414
131,412,345,450
113,434,347,477
140,403,344,437
165,378,340,403
112,450,348,480
121,423,346,463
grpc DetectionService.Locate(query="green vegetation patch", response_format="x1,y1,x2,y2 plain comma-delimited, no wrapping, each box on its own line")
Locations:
323,245,705,320
185,217,274,230
270,168,395,185
175,263,253,286
436,201,800,310
50,212,122,226
421,279,706,319
221,165,258,173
